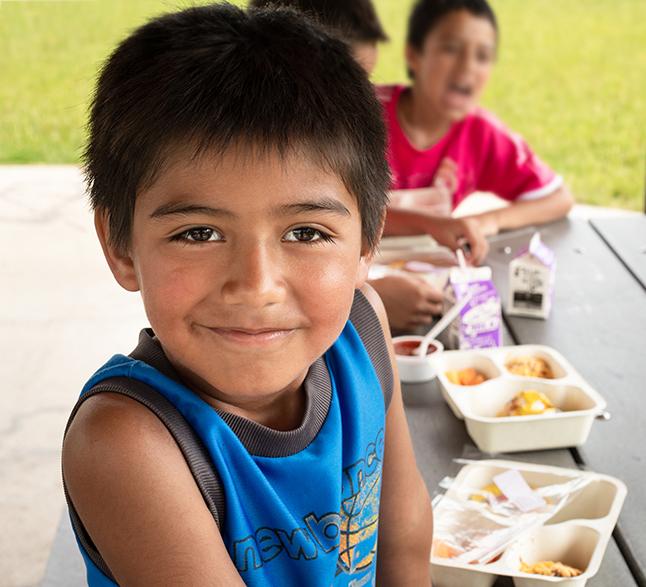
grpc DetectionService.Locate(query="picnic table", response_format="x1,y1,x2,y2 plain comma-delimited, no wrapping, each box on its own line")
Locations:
41,216,646,586
404,216,646,586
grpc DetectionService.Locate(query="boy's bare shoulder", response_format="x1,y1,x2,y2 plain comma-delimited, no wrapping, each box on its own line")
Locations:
62,392,241,584
62,393,186,519
64,392,175,463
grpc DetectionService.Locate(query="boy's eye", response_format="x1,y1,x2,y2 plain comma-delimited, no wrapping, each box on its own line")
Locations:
477,49,493,64
441,43,460,54
283,227,332,244
172,227,223,243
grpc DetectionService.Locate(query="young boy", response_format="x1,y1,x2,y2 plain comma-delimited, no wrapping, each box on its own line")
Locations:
248,0,388,74
381,0,574,245
62,4,432,586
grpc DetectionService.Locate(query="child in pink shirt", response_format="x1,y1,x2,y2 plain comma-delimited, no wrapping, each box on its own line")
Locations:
381,0,573,250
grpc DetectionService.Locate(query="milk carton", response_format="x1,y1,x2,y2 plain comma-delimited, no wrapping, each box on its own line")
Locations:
507,233,556,319
444,265,502,350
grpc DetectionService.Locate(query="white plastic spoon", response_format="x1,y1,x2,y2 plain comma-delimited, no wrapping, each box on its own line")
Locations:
414,292,474,356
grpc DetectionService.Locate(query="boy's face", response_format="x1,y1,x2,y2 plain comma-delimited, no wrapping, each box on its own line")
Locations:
406,10,496,122
99,147,370,410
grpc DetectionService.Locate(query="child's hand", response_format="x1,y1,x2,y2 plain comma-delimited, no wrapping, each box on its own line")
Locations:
425,216,490,264
460,212,500,237
433,157,458,195
370,274,444,331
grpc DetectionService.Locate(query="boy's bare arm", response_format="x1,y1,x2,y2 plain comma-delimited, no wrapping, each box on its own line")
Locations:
63,394,245,586
467,185,574,236
361,284,433,585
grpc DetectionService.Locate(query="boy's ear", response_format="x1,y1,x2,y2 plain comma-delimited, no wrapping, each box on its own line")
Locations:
94,210,140,292
355,213,385,288
405,44,419,77
355,253,371,289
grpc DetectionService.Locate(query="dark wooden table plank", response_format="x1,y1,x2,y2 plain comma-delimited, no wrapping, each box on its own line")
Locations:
590,216,646,292
485,218,646,585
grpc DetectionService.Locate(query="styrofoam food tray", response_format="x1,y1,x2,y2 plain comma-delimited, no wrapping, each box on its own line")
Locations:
432,345,607,452
431,459,627,587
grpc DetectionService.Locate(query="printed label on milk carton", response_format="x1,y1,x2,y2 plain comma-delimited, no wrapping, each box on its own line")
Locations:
444,265,502,350
508,233,556,319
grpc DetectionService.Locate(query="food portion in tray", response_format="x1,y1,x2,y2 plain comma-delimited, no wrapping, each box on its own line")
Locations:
506,355,554,379
469,482,504,503
520,560,582,577
497,390,558,417
445,367,487,386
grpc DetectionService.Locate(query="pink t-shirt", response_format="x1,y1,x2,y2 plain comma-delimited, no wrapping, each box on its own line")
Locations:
377,84,562,209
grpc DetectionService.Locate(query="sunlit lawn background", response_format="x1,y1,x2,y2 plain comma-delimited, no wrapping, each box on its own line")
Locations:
1,0,644,209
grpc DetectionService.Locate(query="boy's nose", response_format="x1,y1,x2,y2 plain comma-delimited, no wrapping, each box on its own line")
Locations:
220,242,287,307
460,49,479,73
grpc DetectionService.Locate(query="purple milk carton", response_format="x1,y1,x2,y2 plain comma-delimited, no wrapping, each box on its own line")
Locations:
507,232,556,319
444,265,502,350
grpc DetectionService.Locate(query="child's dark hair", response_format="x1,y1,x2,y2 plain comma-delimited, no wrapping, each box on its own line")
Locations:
407,0,498,51
248,0,388,43
85,3,389,252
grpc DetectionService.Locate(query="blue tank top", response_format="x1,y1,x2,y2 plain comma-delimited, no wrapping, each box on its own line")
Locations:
70,293,390,586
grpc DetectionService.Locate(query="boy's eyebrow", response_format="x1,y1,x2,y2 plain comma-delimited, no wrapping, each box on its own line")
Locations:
277,198,351,217
149,203,235,220
149,198,351,219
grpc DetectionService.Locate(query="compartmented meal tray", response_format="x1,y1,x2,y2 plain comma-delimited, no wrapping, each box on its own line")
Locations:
432,345,607,452
431,459,626,587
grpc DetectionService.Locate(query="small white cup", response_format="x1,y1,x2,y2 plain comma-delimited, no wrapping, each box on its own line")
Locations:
393,335,444,383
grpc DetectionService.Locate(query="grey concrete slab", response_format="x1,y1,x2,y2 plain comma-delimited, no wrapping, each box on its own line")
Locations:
40,514,85,587
1,165,147,586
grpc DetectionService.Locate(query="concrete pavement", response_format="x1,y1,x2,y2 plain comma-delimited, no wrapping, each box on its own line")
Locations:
0,165,146,587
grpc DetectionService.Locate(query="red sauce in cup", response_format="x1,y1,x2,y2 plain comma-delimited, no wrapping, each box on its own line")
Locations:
394,340,437,356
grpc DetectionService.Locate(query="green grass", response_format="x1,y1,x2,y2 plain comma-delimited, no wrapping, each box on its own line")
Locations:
1,0,644,209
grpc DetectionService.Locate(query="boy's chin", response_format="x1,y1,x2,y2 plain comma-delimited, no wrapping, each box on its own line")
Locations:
444,104,473,122
196,364,310,405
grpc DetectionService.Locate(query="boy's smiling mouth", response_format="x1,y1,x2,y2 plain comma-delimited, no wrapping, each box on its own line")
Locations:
203,325,297,347
448,81,473,97
444,81,476,113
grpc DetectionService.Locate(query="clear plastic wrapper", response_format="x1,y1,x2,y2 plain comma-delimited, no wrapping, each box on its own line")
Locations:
432,460,592,565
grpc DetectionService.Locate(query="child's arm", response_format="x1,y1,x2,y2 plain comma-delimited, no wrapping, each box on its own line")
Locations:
369,273,444,331
464,185,574,236
63,394,246,586
384,206,490,264
361,284,433,585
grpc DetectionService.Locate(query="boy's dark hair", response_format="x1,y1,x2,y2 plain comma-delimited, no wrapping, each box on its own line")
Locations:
85,3,389,252
248,0,388,43
407,0,498,50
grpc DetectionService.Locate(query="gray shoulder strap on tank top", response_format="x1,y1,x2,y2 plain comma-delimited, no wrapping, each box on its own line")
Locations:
349,289,394,410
